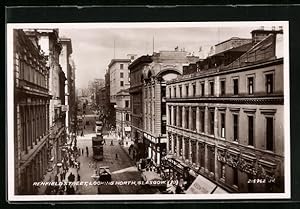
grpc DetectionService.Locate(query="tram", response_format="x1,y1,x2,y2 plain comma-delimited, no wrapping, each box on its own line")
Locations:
93,120,105,160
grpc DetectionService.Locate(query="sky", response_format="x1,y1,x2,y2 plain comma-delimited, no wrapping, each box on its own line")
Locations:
59,25,260,89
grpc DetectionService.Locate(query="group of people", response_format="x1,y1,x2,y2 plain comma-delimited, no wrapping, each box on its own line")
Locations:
44,145,82,195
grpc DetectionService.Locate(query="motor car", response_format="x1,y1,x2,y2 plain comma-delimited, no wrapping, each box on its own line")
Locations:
98,166,111,181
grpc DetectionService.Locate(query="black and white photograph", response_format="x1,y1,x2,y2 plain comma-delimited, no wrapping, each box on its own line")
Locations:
6,21,290,201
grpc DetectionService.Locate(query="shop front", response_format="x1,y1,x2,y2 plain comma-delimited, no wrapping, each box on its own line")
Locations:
143,133,167,167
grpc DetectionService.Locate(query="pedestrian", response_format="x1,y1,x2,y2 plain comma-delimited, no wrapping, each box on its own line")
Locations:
77,161,81,170
82,149,84,155
86,146,89,157
115,153,118,160
81,130,84,136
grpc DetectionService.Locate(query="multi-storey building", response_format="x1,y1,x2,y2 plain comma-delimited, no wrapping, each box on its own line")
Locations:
96,86,106,110
129,55,153,160
128,51,199,165
59,37,73,135
14,29,51,194
109,58,131,105
142,50,199,166
25,29,67,168
108,55,136,131
165,28,284,193
115,89,132,146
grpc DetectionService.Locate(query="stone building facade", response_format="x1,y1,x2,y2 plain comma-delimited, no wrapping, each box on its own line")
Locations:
25,29,67,169
142,51,199,166
14,29,51,194
59,38,73,135
165,29,284,193
115,89,132,146
108,59,131,104
129,55,153,160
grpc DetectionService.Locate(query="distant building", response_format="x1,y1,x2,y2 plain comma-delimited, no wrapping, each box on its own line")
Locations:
90,78,105,105
115,89,132,147
96,86,106,109
108,59,131,104
165,29,284,193
14,29,51,194
108,55,136,129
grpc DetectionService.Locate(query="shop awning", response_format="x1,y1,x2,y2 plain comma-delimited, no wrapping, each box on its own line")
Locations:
186,174,229,194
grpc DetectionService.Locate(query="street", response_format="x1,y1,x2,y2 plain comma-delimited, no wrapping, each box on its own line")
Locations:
38,112,158,195
76,113,158,194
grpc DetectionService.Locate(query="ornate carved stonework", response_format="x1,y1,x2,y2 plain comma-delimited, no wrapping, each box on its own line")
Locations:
217,148,278,182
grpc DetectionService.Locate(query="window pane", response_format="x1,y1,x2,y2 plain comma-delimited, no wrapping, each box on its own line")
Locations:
210,82,214,96
266,74,273,94
221,113,225,138
248,77,254,94
210,111,214,135
266,117,274,151
248,116,254,146
233,79,239,95
233,114,238,141
221,80,225,95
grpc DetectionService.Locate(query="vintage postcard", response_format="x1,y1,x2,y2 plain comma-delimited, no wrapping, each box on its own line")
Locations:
6,21,290,201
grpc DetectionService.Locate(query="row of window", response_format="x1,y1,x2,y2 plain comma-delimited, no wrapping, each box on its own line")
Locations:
169,73,274,98
19,104,49,153
168,107,275,151
18,58,48,89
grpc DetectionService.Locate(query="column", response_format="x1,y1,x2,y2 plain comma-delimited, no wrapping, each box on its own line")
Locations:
204,106,208,134
46,104,49,132
196,107,200,132
176,106,180,126
204,144,208,173
189,140,192,162
38,152,42,181
42,106,45,136
43,147,47,173
214,108,218,137
30,106,33,149
171,134,175,154
166,104,170,125
171,106,174,126
25,106,28,154
214,146,219,179
196,141,199,166
176,135,180,157
33,105,37,145
182,106,186,129
31,162,35,194
182,138,186,160
36,105,39,140
189,106,192,130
